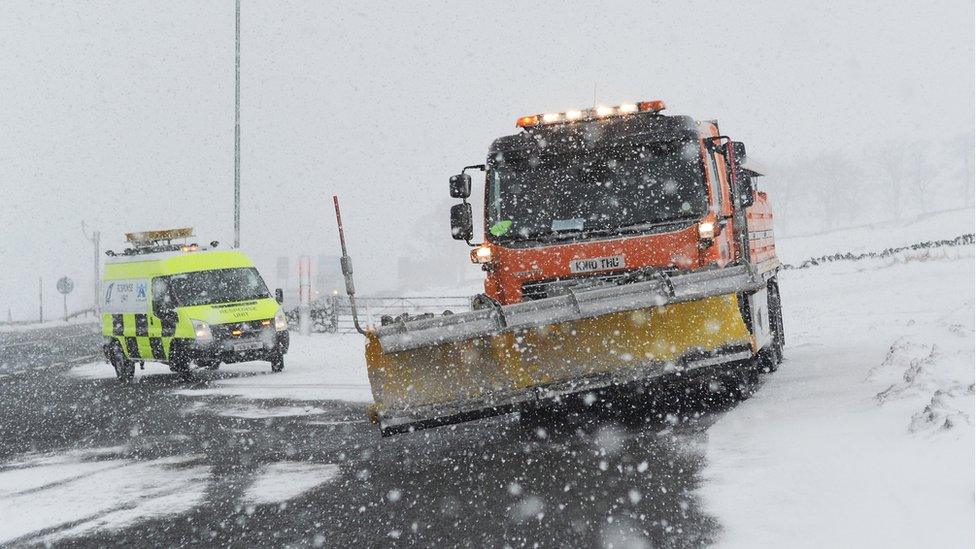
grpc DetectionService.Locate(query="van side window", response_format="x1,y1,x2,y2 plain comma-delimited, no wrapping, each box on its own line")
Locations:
152,278,175,312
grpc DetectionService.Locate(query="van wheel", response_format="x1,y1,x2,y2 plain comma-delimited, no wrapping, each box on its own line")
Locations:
169,358,193,380
198,359,220,371
109,344,134,382
270,353,285,373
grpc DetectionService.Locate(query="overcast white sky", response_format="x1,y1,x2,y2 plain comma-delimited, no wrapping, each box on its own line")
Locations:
1,1,973,320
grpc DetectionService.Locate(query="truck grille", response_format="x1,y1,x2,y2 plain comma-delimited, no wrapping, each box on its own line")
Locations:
520,267,678,301
521,273,629,301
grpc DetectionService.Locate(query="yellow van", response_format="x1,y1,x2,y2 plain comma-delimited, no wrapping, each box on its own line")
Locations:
101,229,289,381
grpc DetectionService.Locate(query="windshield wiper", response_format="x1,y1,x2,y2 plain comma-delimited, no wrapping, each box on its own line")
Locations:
536,215,700,242
612,214,702,233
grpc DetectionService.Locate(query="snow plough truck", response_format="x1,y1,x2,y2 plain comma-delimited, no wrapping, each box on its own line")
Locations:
336,100,784,435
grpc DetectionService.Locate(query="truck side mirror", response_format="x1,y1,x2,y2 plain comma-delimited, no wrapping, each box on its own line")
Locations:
450,173,471,199
450,203,474,241
275,288,284,304
728,141,754,207
731,141,747,167
738,176,755,208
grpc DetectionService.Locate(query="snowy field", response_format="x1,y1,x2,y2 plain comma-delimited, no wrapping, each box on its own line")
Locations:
775,207,973,265
700,245,975,547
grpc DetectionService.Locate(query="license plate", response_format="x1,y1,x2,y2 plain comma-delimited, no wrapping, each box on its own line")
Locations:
569,255,625,273
233,341,263,352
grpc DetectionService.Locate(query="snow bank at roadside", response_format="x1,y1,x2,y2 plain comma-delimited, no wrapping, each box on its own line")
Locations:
699,249,975,548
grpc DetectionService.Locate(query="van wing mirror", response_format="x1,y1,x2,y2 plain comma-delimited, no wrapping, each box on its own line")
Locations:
450,203,474,241
450,173,472,199
275,288,284,304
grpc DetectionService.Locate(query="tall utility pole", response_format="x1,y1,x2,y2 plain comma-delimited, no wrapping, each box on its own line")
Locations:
38,277,43,323
82,222,100,315
233,0,241,248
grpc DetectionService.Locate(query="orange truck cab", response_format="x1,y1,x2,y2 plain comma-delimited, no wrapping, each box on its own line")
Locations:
449,101,776,307
360,100,785,434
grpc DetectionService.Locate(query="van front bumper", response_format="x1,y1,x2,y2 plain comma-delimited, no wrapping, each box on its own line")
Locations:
182,330,289,364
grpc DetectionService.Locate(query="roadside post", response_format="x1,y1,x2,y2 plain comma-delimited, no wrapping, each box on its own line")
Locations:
299,256,311,336
57,276,74,321
81,222,100,315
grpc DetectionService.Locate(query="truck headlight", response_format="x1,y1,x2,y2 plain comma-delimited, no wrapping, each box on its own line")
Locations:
471,245,493,264
274,309,288,332
191,319,213,343
698,221,715,240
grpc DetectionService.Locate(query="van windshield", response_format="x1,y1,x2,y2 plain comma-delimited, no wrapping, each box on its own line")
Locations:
161,267,271,307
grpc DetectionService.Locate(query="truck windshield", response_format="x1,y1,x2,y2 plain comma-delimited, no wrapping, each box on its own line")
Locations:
487,140,708,241
162,267,271,307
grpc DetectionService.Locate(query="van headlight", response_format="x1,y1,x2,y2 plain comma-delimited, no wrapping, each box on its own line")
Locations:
191,319,213,343
274,309,288,332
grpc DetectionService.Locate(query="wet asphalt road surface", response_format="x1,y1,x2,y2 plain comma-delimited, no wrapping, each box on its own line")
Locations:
0,324,754,547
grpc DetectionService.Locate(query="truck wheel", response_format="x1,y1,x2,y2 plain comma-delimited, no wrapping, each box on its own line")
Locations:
760,278,785,372
769,278,785,356
270,352,285,373
109,343,135,382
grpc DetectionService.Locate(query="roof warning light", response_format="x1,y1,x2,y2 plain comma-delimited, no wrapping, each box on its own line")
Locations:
515,100,666,129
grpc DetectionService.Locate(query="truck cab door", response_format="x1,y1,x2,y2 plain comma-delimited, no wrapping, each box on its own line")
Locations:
703,148,734,263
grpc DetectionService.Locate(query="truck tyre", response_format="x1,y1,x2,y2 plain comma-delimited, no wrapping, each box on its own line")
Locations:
769,278,785,357
270,352,285,373
760,277,785,372
109,343,135,382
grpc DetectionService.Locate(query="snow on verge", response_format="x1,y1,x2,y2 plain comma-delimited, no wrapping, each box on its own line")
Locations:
698,251,975,548
243,462,340,505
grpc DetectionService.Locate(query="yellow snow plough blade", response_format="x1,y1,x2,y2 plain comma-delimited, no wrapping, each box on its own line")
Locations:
365,293,753,434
